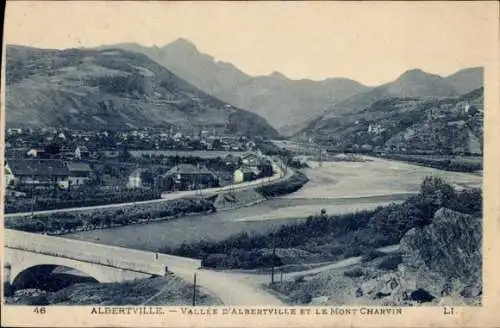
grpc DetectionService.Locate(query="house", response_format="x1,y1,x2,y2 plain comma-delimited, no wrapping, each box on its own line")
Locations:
127,169,143,189
240,152,262,167
66,162,92,186
57,132,67,140
4,164,15,187
233,167,257,184
164,164,219,190
26,148,47,158
6,159,70,189
6,148,29,159
173,132,183,142
75,145,90,160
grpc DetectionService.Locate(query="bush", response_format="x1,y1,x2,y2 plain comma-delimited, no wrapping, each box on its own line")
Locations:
6,198,215,234
5,188,162,213
377,255,403,271
200,250,282,270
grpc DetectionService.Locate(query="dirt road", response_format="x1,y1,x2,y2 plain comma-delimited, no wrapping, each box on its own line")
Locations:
164,264,284,305
163,245,399,305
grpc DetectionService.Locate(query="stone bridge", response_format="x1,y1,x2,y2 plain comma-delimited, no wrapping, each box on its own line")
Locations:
3,229,201,291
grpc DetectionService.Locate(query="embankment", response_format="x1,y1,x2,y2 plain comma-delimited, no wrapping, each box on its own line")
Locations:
4,197,216,235
255,171,309,198
212,189,267,211
5,275,221,306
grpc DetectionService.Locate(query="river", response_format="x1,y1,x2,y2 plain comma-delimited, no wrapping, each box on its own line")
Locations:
65,157,482,252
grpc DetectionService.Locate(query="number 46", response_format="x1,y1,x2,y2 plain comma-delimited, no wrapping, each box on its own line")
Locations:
33,307,46,314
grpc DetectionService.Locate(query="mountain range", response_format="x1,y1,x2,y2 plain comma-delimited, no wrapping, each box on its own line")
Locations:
4,45,279,138
294,67,484,140
98,39,484,136
5,39,484,153
97,39,370,134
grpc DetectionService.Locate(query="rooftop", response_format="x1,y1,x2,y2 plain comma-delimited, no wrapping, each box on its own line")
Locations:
7,159,70,177
166,164,215,176
66,162,92,172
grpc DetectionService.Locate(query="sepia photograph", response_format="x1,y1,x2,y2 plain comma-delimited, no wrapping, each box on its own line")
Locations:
1,1,499,327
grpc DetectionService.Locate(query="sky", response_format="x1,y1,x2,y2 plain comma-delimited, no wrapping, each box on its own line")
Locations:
4,1,498,86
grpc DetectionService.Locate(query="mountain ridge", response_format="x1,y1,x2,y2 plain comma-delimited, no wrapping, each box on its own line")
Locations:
96,39,482,137
96,39,371,132
4,44,280,138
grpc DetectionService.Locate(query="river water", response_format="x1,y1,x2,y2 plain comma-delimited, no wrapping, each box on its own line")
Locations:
65,158,482,252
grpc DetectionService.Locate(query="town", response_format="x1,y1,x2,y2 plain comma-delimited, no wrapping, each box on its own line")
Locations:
4,127,275,214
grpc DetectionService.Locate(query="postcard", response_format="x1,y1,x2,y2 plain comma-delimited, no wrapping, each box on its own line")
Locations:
1,1,499,327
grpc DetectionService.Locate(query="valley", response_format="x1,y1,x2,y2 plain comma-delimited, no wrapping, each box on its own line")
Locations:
3,40,484,308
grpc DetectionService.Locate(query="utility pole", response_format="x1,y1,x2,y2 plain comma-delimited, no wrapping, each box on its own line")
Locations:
271,233,276,285
192,272,197,306
31,174,35,219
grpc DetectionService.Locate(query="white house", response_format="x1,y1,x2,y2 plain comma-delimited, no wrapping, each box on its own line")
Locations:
66,162,92,187
173,132,183,141
74,146,90,160
57,132,67,140
26,148,45,158
127,169,143,189
4,163,15,188
233,167,256,184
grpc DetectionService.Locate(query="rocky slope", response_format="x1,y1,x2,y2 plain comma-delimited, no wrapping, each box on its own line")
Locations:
397,208,482,303
274,207,482,306
5,45,279,138
297,86,484,155
98,39,370,133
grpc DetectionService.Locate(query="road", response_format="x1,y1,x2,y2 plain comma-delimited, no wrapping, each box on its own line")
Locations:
163,244,399,305
5,155,291,218
172,267,284,305
211,244,401,286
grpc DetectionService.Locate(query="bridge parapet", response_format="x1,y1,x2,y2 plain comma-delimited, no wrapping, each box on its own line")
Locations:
4,229,199,276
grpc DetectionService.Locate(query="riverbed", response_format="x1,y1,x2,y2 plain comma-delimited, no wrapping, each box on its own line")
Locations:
65,158,482,251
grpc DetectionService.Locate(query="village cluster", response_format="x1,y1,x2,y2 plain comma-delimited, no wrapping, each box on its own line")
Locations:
3,127,274,208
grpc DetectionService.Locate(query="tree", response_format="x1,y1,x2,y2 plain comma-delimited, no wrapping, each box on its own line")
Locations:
212,139,222,150
140,170,155,186
419,176,456,207
45,143,61,156
119,148,132,161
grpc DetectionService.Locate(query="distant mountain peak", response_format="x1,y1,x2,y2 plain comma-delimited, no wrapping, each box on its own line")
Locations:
165,38,198,50
397,68,442,81
269,71,289,80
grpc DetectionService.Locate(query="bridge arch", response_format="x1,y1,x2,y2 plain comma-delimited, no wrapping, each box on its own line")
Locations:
11,264,99,291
